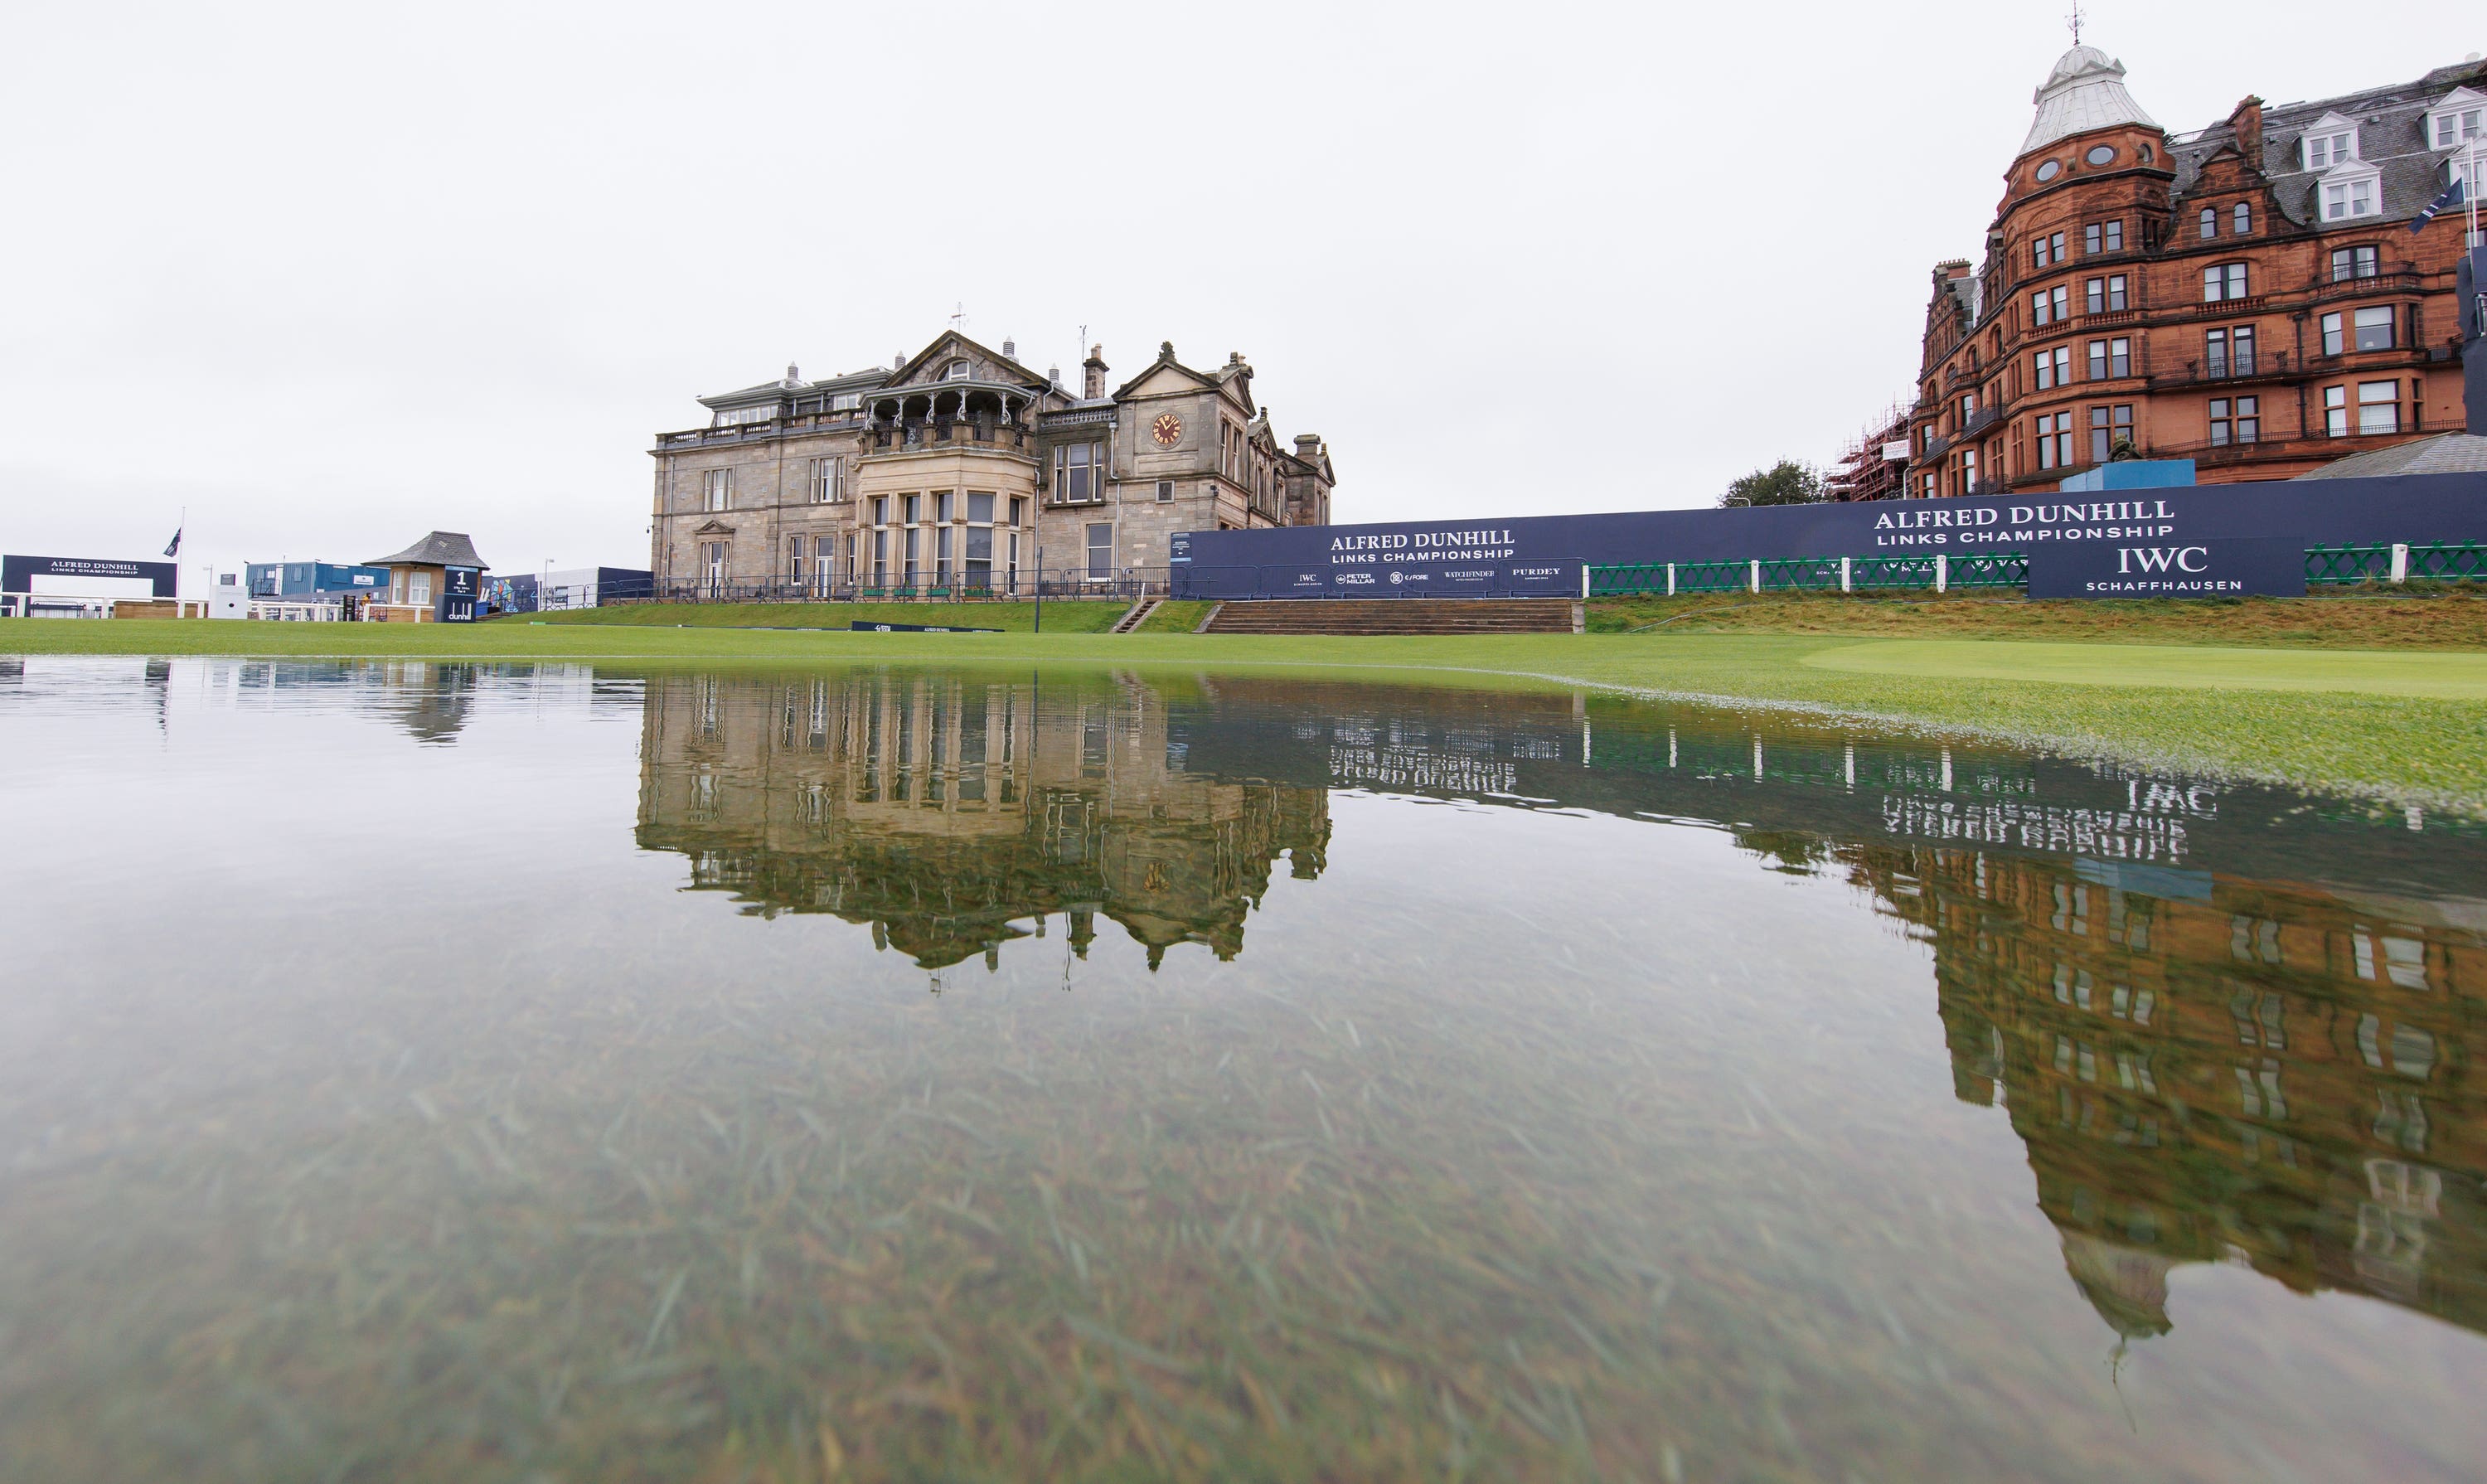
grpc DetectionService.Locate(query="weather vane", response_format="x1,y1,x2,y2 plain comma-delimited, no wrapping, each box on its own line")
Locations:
2068,2,2084,44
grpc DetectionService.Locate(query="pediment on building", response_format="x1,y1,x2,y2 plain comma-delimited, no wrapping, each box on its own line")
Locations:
692,519,737,536
889,331,1050,391
1114,361,1217,402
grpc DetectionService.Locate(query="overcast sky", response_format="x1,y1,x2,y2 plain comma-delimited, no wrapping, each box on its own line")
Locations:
3,2,2475,584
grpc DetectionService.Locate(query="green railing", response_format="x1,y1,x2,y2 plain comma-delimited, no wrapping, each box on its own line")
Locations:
1593,546,2481,598
2306,543,2487,585
1588,553,2027,597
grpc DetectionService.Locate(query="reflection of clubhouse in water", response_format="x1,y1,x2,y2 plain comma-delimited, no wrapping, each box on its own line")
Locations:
1856,843,2487,1343
634,671,1329,968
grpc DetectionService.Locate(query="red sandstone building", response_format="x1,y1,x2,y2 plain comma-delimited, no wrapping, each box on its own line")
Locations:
1897,44,2485,497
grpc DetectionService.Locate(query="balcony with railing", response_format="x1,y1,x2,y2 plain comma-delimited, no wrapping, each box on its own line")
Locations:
2307,264,2425,298
655,411,865,449
2148,347,2295,390
865,415,1031,455
1961,405,2003,438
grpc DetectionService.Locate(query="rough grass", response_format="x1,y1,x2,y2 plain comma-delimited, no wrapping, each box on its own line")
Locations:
1586,589,2487,647
490,600,1130,633
10,617,2485,814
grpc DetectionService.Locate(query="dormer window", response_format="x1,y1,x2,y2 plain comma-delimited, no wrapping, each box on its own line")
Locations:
2428,88,2485,148
944,360,972,381
2320,162,2382,221
2303,114,2359,170
713,405,777,427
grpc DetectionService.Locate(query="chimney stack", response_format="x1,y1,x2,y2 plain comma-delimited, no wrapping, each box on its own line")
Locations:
1294,434,1322,459
2228,95,2266,172
1082,343,1108,400
1001,337,1016,359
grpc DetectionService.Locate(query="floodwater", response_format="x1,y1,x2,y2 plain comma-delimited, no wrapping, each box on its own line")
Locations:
3,657,2485,1483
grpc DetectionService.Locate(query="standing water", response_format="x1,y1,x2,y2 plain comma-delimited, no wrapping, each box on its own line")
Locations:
2,656,2482,1482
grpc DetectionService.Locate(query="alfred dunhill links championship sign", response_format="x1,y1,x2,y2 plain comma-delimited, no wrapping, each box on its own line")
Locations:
1169,469,2486,601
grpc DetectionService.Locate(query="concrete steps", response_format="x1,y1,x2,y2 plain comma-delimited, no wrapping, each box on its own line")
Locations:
1202,599,1583,636
1108,597,1161,633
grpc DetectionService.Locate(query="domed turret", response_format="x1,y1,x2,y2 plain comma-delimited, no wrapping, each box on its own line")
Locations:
2020,43,2159,158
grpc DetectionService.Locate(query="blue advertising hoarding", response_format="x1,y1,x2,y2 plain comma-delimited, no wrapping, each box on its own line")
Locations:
1168,471,2487,599
2028,537,2308,599
2,555,179,597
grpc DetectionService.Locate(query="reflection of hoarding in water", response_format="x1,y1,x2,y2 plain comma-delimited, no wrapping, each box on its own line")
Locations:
2,555,179,599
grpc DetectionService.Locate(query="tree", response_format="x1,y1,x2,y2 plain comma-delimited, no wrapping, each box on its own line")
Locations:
1718,460,1824,507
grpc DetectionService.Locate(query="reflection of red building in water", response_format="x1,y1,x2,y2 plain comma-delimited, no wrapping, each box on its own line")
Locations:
1849,841,2487,1339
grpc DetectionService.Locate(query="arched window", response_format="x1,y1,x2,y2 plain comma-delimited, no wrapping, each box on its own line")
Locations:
2199,206,2218,239
2232,202,2252,235
944,360,972,381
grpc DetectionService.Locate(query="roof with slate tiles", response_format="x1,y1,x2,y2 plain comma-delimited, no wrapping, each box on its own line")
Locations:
2166,60,2487,227
369,531,487,570
2293,434,2487,479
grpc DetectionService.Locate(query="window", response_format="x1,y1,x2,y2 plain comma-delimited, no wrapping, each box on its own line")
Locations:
870,495,888,527
409,572,432,607
2199,206,2218,239
1085,522,1115,580
2032,230,2066,267
2033,412,2076,470
817,534,837,593
902,525,919,585
963,522,992,589
1922,473,1938,498
2305,129,2354,168
2034,345,2071,390
2359,380,2399,434
701,468,731,511
967,491,995,524
2430,95,2484,148
2082,221,2123,255
2322,312,2344,356
2209,395,2260,446
936,525,953,584
944,360,972,381
2084,274,2128,313
903,492,919,525
808,456,842,502
2325,384,2350,436
713,405,776,427
935,490,953,523
2087,337,2131,381
1054,441,1103,502
1008,496,1026,528
2332,245,2379,281
2232,202,2252,235
2454,154,2486,201
1958,393,1976,422
1156,479,1175,503
702,542,727,592
870,527,887,585
2089,404,2133,463
2202,263,2247,302
2354,305,2395,352
788,536,806,585
2323,177,2377,221
2030,284,2070,326
829,392,861,412
2206,325,2255,377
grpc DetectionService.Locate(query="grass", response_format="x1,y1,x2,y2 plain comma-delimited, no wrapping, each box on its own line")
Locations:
10,608,2487,814
1585,588,2487,647
1135,600,1215,634
491,599,1132,633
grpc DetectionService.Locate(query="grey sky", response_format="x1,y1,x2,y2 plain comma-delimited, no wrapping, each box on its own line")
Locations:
2,2,2471,584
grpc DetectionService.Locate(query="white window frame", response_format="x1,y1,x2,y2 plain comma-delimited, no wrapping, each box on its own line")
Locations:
2320,163,2381,221
2426,90,2485,149
944,360,972,381
808,455,841,503
2357,380,2399,435
2302,116,2359,170
1084,521,1116,581
702,468,730,512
